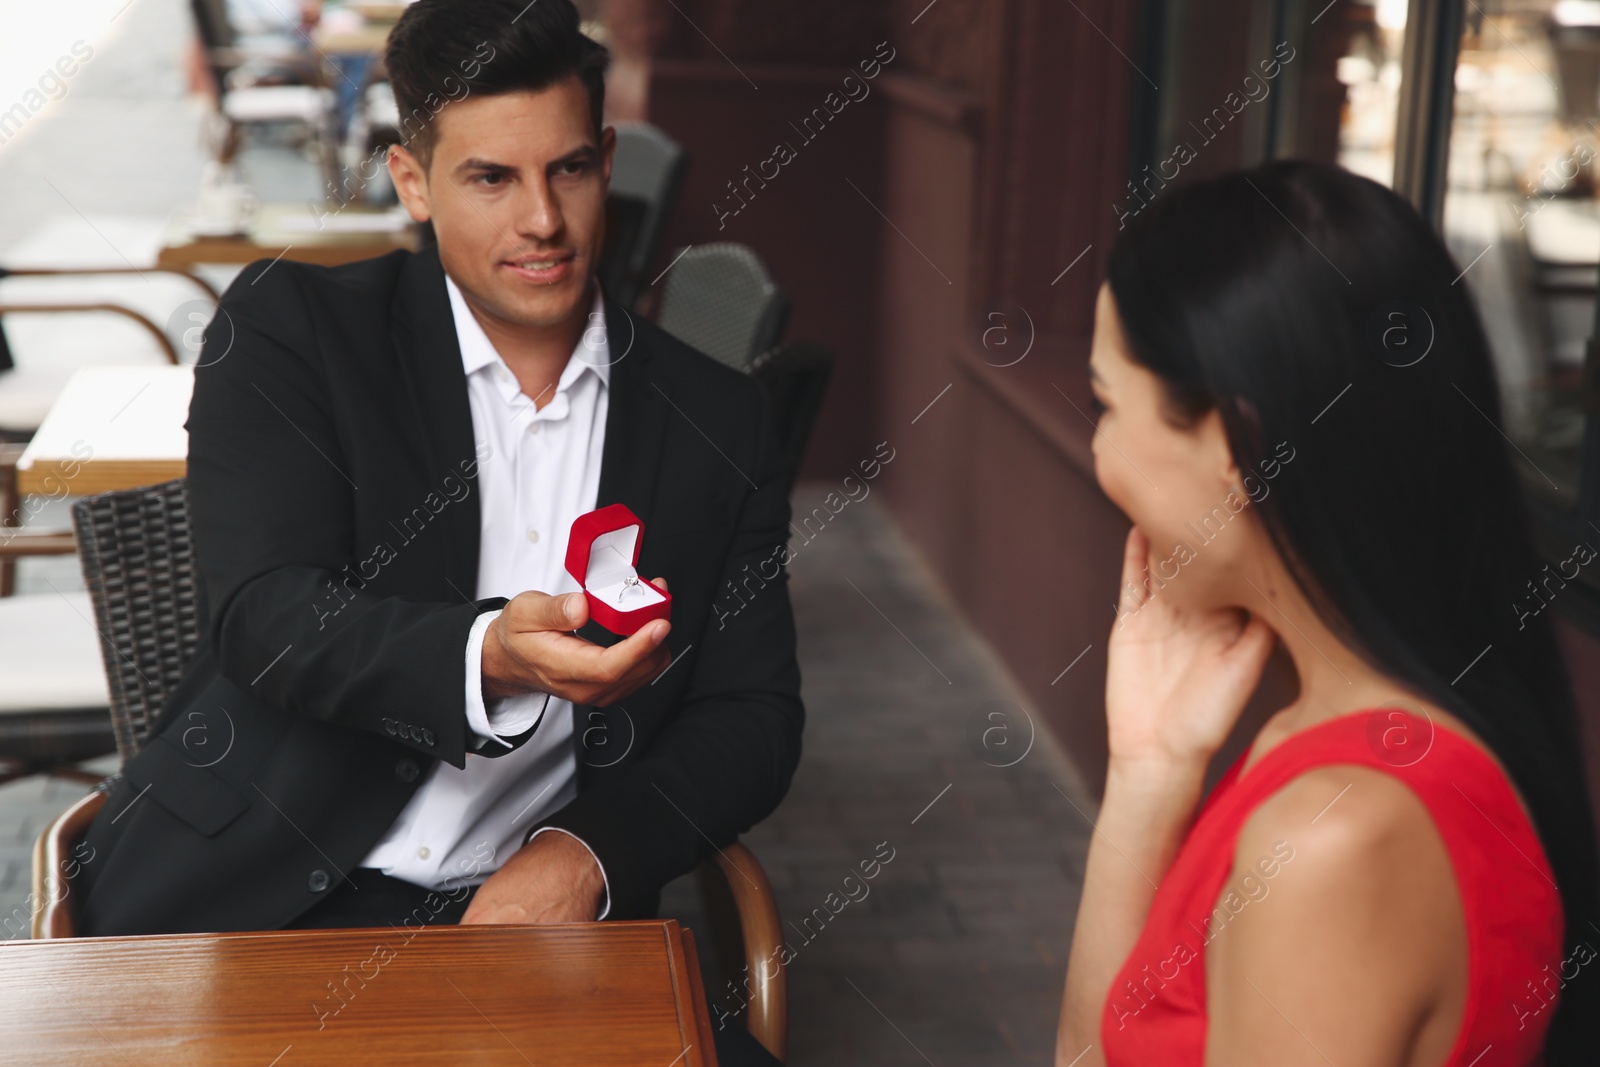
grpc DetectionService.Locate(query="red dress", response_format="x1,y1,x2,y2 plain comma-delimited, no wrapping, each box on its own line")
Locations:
1100,710,1565,1065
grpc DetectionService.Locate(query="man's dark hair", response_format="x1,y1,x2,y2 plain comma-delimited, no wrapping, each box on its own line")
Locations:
385,0,610,170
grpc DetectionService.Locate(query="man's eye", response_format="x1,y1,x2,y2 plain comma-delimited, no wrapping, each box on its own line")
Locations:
558,160,590,176
1089,395,1108,415
474,173,506,186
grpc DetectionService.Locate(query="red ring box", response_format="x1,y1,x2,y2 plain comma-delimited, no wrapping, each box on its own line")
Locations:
564,503,672,635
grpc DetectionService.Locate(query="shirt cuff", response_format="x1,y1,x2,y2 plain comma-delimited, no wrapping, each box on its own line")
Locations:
464,609,550,750
528,827,612,919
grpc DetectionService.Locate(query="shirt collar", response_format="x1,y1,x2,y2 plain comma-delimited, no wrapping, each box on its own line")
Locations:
444,274,611,391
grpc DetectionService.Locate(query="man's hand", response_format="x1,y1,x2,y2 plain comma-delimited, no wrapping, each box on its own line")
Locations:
460,830,605,925
482,579,671,703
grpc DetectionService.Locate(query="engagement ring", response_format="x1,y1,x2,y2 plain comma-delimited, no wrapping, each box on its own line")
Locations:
621,575,643,600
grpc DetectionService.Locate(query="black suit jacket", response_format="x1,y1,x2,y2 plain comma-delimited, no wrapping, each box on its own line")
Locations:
74,246,804,935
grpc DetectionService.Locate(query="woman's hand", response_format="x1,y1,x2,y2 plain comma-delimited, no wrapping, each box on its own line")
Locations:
1060,525,1274,1066
1105,525,1276,770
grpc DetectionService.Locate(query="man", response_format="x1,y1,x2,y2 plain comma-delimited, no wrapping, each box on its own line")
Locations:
73,2,800,1062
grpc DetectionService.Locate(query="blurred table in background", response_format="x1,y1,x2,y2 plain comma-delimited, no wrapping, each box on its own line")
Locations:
157,203,418,270
0,920,719,1066
16,366,191,495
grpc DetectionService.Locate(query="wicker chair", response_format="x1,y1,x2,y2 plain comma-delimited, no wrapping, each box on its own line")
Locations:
657,244,791,373
31,478,788,1060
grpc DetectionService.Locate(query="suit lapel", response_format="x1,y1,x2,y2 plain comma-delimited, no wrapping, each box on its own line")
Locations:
390,246,482,596
595,291,668,527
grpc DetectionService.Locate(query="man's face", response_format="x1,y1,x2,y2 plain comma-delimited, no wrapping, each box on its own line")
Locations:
390,76,614,334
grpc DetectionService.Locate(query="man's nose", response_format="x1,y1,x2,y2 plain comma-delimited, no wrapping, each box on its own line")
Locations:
514,174,563,242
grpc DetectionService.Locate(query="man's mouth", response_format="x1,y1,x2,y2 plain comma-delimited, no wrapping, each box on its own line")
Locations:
502,251,576,284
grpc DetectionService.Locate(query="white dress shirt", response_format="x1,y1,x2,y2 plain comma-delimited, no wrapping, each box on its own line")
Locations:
358,276,612,914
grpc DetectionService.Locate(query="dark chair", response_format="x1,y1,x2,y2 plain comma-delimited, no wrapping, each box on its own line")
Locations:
657,244,791,373
609,122,689,309
598,194,652,305
655,245,828,488
753,341,836,494
30,478,788,1061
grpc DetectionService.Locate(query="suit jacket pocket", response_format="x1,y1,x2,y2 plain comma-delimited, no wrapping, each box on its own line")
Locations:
123,734,251,837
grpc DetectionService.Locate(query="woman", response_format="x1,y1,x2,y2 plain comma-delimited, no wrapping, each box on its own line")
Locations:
1057,161,1599,1066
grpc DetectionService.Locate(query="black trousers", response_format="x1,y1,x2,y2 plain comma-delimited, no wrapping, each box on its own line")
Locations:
288,868,781,1066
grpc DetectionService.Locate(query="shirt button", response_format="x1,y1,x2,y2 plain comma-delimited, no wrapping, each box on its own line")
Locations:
417,847,431,860
526,421,540,436
526,527,540,544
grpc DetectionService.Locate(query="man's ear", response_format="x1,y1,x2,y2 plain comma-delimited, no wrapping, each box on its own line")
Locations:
389,144,433,224
598,125,617,192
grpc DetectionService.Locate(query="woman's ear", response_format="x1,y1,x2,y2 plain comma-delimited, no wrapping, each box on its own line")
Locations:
1196,407,1241,494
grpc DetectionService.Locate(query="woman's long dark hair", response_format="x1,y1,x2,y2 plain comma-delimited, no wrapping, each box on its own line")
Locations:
1106,160,1600,1060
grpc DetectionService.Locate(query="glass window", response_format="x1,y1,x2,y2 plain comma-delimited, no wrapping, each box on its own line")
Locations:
1441,0,1593,518
1432,0,1600,618
1336,0,1412,185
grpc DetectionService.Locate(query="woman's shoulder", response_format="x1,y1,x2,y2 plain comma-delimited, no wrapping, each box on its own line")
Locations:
1238,703,1536,842
1207,762,1467,1058
1235,761,1454,885
1230,703,1529,906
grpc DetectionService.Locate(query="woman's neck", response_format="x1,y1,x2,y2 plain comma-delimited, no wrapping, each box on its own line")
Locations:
1234,551,1439,772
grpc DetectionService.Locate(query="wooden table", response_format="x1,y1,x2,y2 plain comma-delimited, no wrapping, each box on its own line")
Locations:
0,921,719,1066
157,203,419,270
15,366,191,496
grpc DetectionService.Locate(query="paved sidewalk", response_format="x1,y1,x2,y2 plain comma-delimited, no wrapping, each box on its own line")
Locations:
660,486,1094,1065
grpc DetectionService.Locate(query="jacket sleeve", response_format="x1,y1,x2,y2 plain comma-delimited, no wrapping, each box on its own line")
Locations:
184,260,507,769
527,378,805,916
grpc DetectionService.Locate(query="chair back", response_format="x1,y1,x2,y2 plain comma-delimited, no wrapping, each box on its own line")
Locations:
658,244,791,373
71,479,199,764
609,122,688,306
597,194,651,306
753,341,835,493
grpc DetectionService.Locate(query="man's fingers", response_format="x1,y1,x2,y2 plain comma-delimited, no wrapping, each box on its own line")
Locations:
598,619,671,674
649,576,669,593
580,621,672,695
594,643,674,703
515,618,670,690
506,589,587,632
